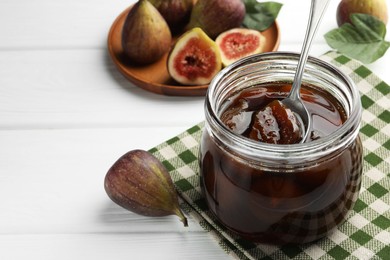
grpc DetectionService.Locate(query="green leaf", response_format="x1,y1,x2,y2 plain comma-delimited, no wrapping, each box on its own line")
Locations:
242,1,282,31
324,13,390,64
350,13,387,39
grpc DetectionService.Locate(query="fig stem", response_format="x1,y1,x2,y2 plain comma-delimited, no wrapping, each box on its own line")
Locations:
175,207,188,227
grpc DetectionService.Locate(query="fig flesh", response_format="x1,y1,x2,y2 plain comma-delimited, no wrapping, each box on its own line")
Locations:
104,149,188,226
186,0,245,39
167,27,222,85
122,0,172,64
148,0,194,34
216,28,266,67
336,0,388,26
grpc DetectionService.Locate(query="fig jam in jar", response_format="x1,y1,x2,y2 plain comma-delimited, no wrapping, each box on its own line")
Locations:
199,52,363,244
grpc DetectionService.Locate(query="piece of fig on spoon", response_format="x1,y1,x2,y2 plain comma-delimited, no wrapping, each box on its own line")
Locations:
104,149,188,227
249,100,302,144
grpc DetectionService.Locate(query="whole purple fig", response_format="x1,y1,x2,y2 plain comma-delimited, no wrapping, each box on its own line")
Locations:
104,149,188,226
149,0,194,34
186,0,246,39
121,0,172,64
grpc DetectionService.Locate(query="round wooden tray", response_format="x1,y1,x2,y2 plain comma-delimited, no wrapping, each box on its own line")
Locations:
107,7,281,96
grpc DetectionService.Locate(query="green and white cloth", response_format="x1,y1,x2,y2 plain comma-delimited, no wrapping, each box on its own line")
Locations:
149,51,390,260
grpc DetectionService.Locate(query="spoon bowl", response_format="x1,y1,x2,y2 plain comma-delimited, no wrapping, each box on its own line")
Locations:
282,0,330,142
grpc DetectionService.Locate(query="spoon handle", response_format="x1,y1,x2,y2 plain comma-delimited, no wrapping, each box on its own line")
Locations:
289,0,330,100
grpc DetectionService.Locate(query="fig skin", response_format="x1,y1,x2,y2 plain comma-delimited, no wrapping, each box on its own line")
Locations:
121,0,172,65
216,28,266,67
336,0,388,26
167,27,222,85
104,149,188,227
186,0,246,39
148,0,194,34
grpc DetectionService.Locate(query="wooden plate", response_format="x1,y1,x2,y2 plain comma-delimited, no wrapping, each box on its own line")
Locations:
107,7,281,96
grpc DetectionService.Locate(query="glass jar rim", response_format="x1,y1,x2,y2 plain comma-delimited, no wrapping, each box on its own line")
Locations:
205,52,362,163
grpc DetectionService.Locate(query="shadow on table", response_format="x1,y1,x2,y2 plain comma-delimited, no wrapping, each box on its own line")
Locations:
98,200,181,231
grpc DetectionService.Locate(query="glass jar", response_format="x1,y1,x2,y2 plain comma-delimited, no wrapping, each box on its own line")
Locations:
199,52,363,244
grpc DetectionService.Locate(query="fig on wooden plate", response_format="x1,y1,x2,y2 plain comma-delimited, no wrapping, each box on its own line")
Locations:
167,27,222,85
186,0,245,39
104,149,188,226
148,0,194,34
336,0,388,26
121,0,172,65
216,28,266,67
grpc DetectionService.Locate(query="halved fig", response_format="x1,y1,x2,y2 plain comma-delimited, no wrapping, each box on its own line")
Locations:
167,27,222,85
215,28,266,67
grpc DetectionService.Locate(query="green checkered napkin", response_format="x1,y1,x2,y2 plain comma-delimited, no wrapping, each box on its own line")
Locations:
149,51,390,260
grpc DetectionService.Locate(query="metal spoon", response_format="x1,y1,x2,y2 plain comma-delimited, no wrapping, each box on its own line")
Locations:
281,0,330,142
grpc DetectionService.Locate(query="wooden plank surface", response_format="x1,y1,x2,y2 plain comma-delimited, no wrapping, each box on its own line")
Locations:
0,0,389,259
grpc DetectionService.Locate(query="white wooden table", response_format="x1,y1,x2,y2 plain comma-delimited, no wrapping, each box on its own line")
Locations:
0,0,389,259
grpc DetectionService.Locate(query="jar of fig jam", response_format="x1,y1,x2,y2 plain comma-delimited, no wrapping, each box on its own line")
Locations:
199,52,363,244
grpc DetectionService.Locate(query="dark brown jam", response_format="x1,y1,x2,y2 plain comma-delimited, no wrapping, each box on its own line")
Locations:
200,83,363,244
220,82,347,144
